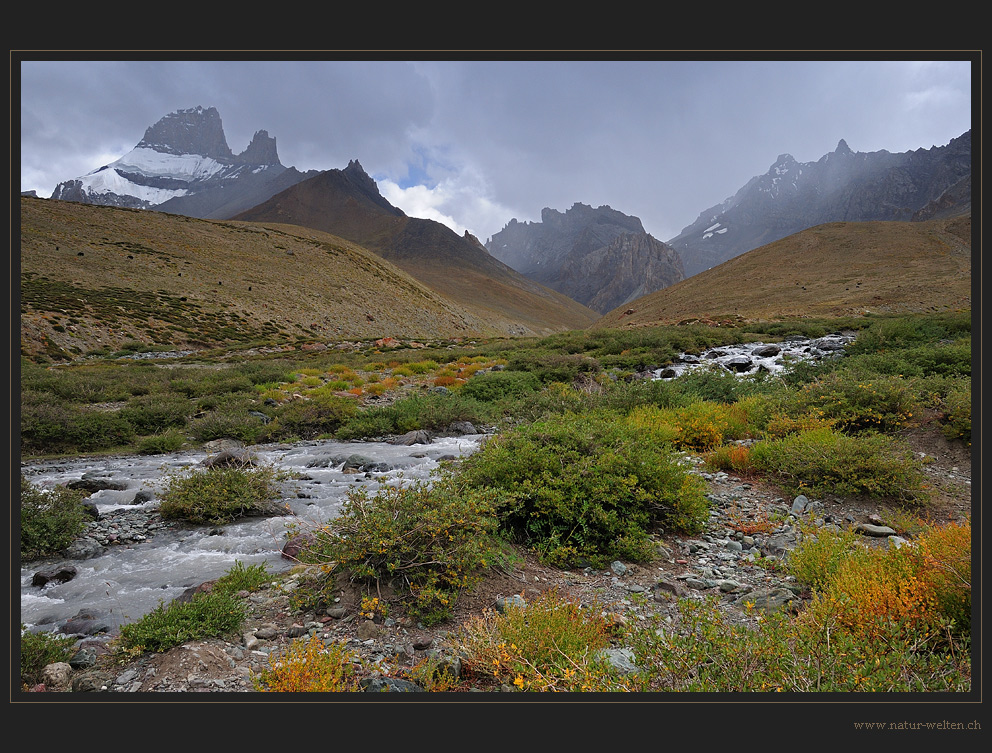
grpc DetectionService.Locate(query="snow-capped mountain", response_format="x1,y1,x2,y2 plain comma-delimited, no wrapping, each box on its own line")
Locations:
667,130,972,277
50,106,318,218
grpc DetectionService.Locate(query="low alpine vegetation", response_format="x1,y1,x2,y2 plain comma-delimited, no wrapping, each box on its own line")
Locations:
253,635,363,692
453,590,634,692
158,464,285,525
19,310,971,693
457,409,710,568
20,474,88,560
20,625,78,687
289,469,513,626
112,561,270,659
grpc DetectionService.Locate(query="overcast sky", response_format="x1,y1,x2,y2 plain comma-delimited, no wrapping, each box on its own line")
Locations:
18,56,974,244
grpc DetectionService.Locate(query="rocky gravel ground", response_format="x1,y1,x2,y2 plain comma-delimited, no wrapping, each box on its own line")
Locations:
27,421,971,695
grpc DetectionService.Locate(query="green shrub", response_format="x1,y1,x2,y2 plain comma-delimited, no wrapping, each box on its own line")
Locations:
786,524,868,591
626,401,753,452
213,560,272,594
136,428,186,455
842,339,971,380
460,370,541,402
845,312,971,354
507,351,601,384
748,427,929,502
404,359,440,374
939,381,971,445
259,395,357,441
596,377,688,414
334,392,493,441
334,407,407,440
187,409,265,443
20,475,88,560
782,371,919,435
114,588,247,656
20,625,77,687
158,465,283,525
233,360,300,386
168,370,255,398
505,382,600,424
453,590,633,691
405,392,494,430
119,394,193,433
627,595,969,692
458,410,709,567
292,470,510,626
674,367,769,404
21,399,136,455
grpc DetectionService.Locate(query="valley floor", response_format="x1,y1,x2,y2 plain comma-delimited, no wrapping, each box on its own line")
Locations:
45,415,971,696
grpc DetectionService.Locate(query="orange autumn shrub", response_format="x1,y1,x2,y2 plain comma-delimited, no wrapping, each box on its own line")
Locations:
795,519,971,642
253,636,361,692
915,519,971,634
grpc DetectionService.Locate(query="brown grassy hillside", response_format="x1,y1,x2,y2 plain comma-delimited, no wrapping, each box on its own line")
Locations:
594,216,972,329
18,197,534,362
232,169,599,334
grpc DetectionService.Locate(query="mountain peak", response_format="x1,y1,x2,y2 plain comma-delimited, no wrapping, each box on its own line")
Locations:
137,105,233,160
835,138,852,154
341,159,396,208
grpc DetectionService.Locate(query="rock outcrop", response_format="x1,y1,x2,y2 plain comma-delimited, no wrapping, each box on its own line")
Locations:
486,202,686,314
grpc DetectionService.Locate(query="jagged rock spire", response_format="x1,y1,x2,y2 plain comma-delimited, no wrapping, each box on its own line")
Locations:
237,130,280,166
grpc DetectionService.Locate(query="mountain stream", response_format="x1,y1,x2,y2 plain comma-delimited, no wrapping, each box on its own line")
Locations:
20,332,854,637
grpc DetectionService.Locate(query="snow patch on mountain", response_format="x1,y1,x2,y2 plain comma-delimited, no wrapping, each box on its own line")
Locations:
74,167,184,205
114,146,229,182
76,147,242,204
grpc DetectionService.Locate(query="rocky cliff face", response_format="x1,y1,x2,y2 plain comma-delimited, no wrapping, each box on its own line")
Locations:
668,130,972,277
486,202,685,314
136,105,234,159
49,106,318,218
557,232,685,313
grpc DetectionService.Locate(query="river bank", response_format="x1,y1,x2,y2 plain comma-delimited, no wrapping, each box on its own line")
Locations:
24,413,970,694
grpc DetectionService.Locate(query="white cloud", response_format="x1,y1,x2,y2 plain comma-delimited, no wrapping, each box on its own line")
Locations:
378,162,520,243
379,180,469,235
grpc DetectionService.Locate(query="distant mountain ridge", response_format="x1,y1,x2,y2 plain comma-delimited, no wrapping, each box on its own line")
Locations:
50,106,320,219
486,203,686,314
42,106,596,337
42,106,972,324
667,131,972,277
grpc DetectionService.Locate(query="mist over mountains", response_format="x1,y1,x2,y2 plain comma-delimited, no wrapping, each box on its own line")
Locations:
667,131,972,276
35,106,972,330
